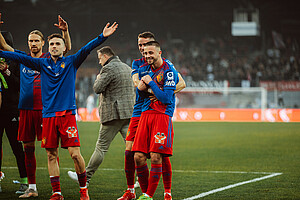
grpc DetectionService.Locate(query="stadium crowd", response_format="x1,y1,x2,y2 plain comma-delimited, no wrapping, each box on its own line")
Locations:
75,33,300,107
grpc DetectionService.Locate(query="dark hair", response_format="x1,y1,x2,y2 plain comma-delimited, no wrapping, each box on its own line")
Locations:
138,31,155,40
1,31,14,48
97,46,115,57
47,33,65,44
29,30,44,41
144,41,161,48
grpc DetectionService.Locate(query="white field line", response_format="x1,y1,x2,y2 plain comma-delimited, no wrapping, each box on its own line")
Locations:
2,166,278,175
3,166,282,199
182,172,282,200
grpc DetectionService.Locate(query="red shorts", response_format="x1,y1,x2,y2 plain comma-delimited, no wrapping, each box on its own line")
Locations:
132,111,174,156
41,114,80,149
126,117,140,141
18,109,43,142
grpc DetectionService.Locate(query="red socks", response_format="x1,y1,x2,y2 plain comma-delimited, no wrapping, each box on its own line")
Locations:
24,146,36,184
162,157,172,193
125,150,135,188
77,170,87,188
50,176,61,193
136,164,149,193
147,163,162,197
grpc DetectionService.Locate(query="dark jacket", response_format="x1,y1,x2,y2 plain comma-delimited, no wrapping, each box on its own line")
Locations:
0,59,20,115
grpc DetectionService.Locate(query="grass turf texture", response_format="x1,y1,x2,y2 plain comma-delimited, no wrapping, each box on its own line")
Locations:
0,122,300,199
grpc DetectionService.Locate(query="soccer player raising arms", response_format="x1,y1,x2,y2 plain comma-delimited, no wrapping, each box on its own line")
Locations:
0,21,118,200
0,13,71,198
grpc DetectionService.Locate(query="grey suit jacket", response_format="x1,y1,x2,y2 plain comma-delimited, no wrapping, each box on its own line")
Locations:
93,56,135,124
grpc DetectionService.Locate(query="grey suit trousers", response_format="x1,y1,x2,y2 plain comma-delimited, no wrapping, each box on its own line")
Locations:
86,118,130,181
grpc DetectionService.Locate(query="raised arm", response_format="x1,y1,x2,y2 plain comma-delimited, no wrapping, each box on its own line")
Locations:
0,50,42,71
54,15,71,54
72,22,118,68
0,13,14,52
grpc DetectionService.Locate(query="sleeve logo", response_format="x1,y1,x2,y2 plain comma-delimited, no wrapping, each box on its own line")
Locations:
167,72,174,80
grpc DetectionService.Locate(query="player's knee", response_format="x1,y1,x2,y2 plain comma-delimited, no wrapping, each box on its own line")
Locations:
46,151,57,162
150,153,162,164
70,152,81,161
134,152,146,165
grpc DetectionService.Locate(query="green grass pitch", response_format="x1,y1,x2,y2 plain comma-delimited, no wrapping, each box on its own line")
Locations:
1,122,300,199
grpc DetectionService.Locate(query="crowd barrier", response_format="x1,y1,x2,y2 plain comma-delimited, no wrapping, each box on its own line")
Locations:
77,108,300,122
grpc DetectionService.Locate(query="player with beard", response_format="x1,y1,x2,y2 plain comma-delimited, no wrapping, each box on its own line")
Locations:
0,14,71,198
117,32,185,200
132,41,178,200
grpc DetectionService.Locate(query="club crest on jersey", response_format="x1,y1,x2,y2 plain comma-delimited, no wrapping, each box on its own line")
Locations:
66,126,78,138
156,72,164,83
154,132,166,144
61,62,65,68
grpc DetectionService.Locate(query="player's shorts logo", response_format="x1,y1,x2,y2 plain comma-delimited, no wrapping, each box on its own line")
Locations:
154,132,166,144
66,126,78,138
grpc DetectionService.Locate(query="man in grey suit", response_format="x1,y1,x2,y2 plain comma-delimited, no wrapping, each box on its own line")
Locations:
68,46,135,185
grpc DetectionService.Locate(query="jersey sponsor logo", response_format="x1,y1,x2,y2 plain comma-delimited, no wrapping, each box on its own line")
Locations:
154,132,166,144
61,62,65,68
66,126,78,138
22,67,39,74
165,80,175,86
167,72,174,80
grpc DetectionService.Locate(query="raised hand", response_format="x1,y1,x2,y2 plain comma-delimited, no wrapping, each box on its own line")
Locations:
102,22,118,37
54,15,68,31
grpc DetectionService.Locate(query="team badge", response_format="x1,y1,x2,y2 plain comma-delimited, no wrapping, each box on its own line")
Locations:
156,72,163,83
66,126,78,138
61,62,65,68
154,132,166,144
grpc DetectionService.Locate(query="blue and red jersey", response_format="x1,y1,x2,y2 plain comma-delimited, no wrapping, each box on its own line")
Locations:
138,60,178,117
0,33,107,118
131,57,146,117
16,50,50,110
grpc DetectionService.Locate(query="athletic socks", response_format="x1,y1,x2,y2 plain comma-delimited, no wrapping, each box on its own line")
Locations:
146,163,162,197
125,150,135,188
162,157,172,194
136,164,149,193
77,170,87,188
20,177,28,184
24,146,36,184
50,176,61,194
